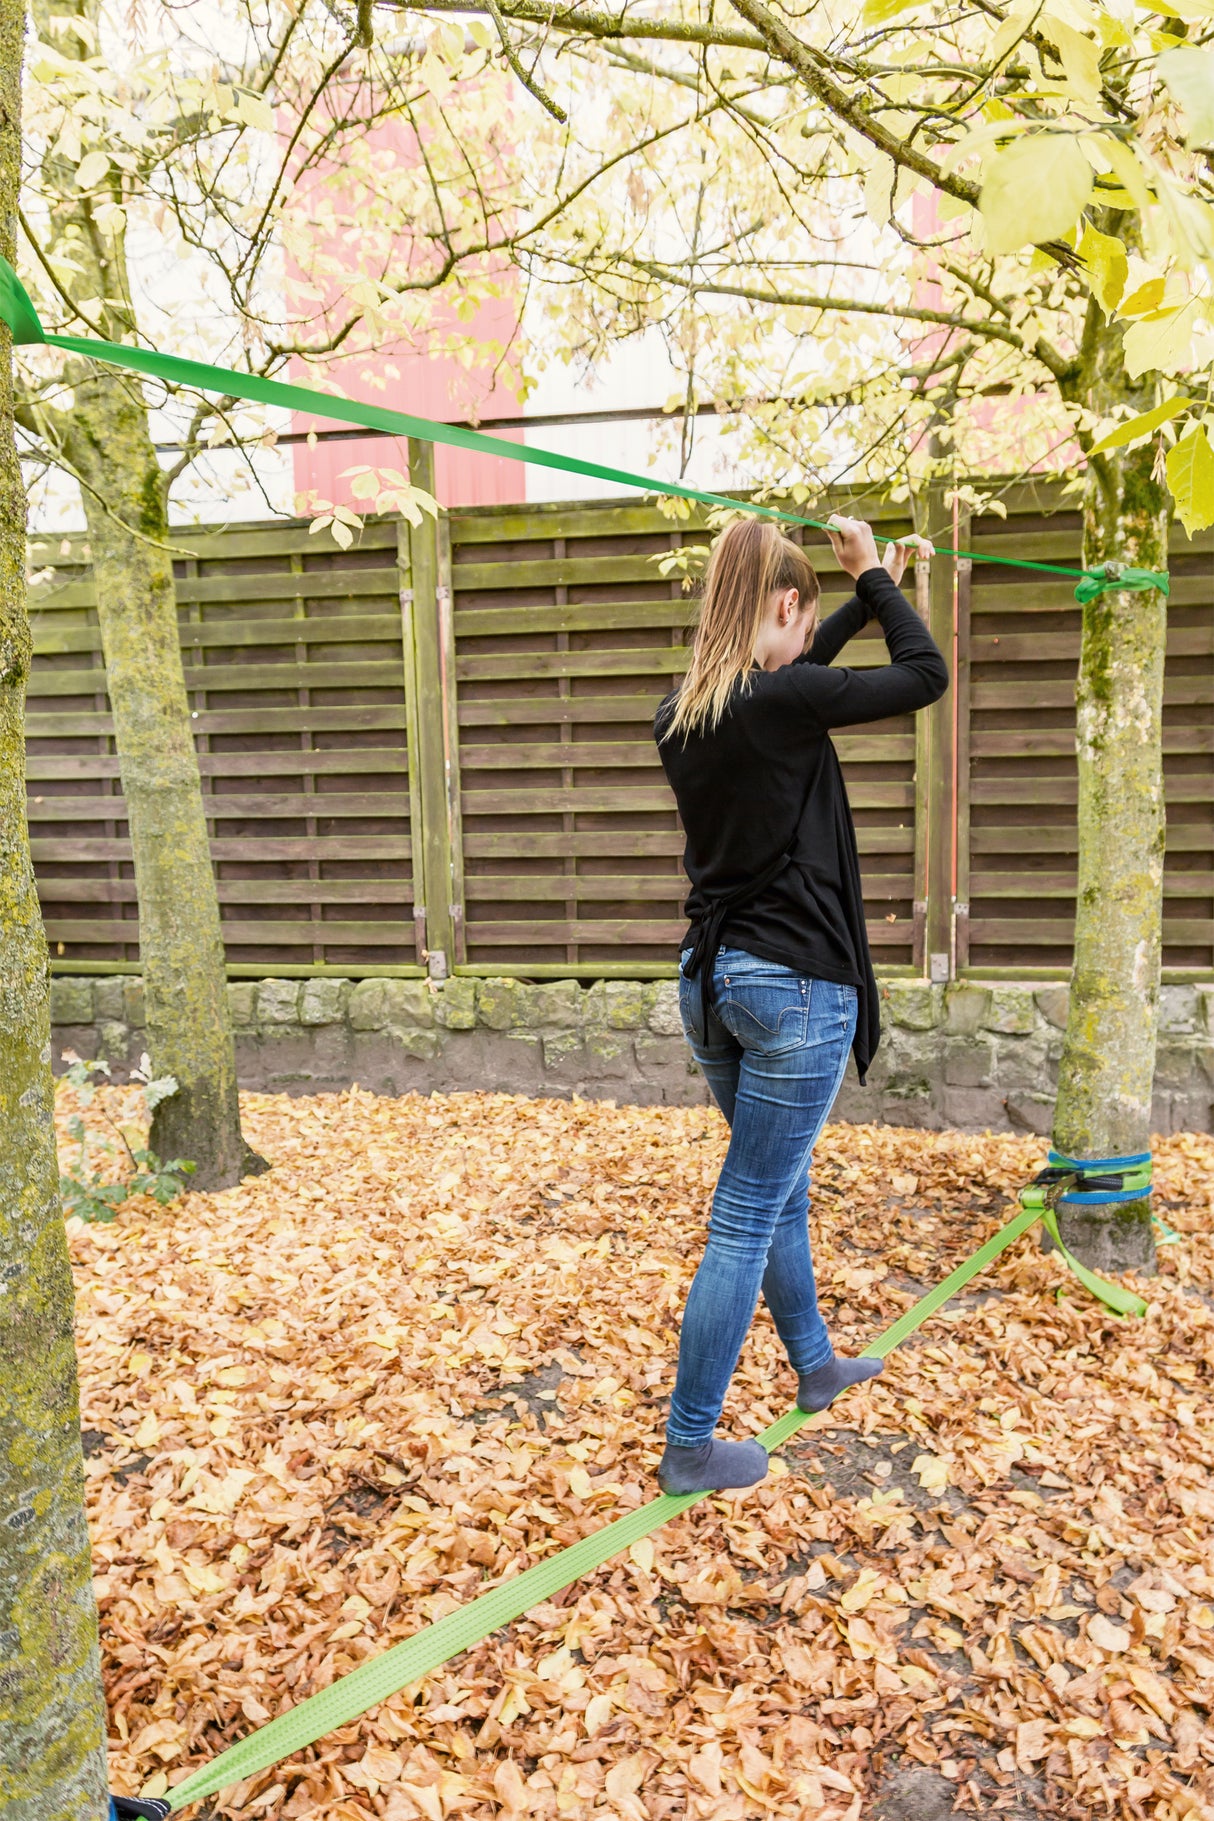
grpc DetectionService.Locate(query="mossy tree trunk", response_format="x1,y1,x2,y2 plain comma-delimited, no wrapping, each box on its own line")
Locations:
33,0,266,1190
1054,296,1167,1274
59,383,265,1189
0,0,110,1812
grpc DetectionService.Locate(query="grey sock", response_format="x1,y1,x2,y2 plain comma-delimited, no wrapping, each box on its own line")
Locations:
796,1353,883,1413
657,1437,769,1496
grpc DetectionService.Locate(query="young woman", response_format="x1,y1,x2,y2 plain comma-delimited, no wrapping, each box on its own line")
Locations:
652,513,948,1496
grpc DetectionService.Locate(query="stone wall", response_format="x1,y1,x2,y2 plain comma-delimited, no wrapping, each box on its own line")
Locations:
49,974,1214,1135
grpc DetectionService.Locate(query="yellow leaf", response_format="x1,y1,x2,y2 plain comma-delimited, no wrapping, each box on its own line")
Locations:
911,1452,950,1492
628,1536,655,1575
74,150,109,190
979,134,1094,255
567,1465,592,1500
583,1693,613,1735
1158,45,1214,145
234,90,275,133
1076,223,1128,315
1045,16,1102,105
1119,277,1168,318
840,1568,882,1613
1088,395,1188,456
1122,303,1197,380
134,1411,160,1447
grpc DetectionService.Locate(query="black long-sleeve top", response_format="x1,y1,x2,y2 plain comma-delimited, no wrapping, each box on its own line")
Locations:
653,565,950,1086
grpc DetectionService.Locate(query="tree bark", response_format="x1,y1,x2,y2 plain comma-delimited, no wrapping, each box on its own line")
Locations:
0,0,110,1811
34,0,266,1190
61,384,266,1189
1054,304,1167,1274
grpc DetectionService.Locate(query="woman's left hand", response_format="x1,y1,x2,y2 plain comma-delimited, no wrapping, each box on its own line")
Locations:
882,535,934,586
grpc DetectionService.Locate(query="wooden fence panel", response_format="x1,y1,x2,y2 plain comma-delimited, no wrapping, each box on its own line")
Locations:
26,482,1210,981
445,497,922,972
962,493,1213,974
25,519,420,970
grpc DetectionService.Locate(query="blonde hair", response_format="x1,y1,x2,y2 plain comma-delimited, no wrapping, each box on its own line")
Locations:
659,518,820,746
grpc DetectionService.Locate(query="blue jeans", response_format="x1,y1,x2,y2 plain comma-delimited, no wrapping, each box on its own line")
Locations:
667,944,858,1446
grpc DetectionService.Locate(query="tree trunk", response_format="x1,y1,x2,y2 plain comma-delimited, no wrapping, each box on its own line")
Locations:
1053,310,1167,1274
63,382,266,1188
0,0,110,1811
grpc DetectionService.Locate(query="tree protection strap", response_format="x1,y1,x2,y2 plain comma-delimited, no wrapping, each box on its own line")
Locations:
151,1188,1145,1813
0,259,1168,606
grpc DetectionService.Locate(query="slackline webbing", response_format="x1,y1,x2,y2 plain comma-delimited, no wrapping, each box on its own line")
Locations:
0,259,1168,606
155,1179,1147,1812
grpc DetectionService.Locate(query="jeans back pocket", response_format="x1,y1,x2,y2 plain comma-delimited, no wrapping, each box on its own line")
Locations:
716,965,809,1056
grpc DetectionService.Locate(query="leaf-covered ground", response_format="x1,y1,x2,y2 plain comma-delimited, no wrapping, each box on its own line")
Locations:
66,1086,1214,1821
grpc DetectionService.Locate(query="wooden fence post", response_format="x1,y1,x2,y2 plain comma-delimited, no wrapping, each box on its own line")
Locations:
912,489,959,981
401,439,458,980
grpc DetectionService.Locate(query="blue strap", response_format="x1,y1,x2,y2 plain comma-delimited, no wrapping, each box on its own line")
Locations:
1057,1185,1153,1205
1045,1146,1152,1208
1047,1148,1152,1170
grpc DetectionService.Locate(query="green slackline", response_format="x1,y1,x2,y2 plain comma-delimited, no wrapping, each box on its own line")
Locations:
0,259,1168,606
156,1188,1143,1813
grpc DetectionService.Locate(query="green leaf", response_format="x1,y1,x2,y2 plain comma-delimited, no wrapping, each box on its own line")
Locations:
1076,223,1127,315
1158,46,1214,145
979,134,1094,255
1166,426,1214,534
1088,395,1189,456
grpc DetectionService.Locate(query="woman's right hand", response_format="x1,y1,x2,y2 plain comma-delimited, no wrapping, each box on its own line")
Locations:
825,514,882,581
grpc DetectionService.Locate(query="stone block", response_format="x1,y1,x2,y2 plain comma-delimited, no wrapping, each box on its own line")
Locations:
1159,986,1199,1035
884,1070,935,1105
258,978,301,1025
942,1087,1007,1132
1150,1091,1172,1137
483,1031,543,1093
1034,984,1070,1030
227,982,258,1030
93,977,131,1020
435,978,477,1030
648,980,682,1037
943,1037,995,1087
585,1029,630,1077
1154,1043,1196,1091
476,977,535,1030
603,980,648,1029
96,1021,131,1063
398,1029,443,1062
349,977,432,1031
390,979,436,1028
543,1032,584,1072
1198,987,1214,1036
883,982,942,1031
994,1035,1054,1091
828,1080,881,1125
123,981,146,1029
532,980,585,1030
944,983,992,1036
634,1033,691,1076
981,986,1037,1035
1004,1091,1054,1136
1197,1043,1214,1086
50,978,93,1025
1168,1092,1212,1135
299,978,349,1026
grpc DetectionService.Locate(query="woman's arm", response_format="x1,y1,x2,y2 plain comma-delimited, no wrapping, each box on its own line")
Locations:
794,567,948,726
794,592,869,668
794,531,929,669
